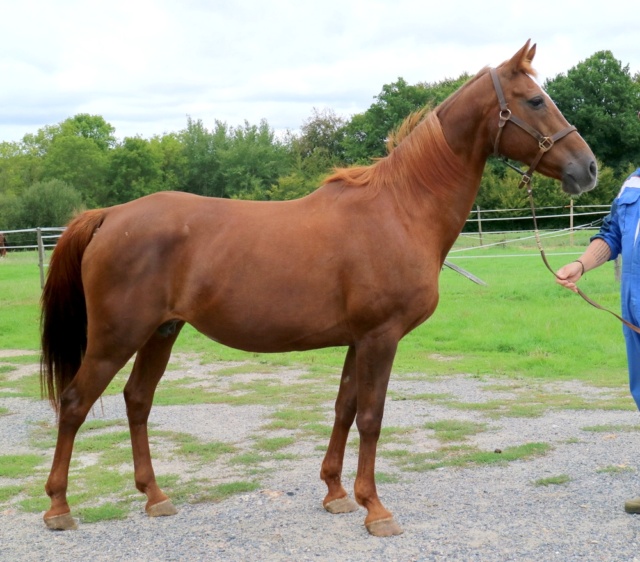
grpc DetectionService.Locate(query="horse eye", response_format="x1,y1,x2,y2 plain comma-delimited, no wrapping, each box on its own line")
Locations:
528,96,545,109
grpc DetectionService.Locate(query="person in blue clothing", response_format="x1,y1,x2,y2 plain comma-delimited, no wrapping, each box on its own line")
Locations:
556,167,640,514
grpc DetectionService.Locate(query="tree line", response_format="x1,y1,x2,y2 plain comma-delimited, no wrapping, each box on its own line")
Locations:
1,49,639,232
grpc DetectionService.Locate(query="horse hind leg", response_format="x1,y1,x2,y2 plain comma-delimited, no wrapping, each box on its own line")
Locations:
321,345,359,514
44,348,136,530
124,321,184,518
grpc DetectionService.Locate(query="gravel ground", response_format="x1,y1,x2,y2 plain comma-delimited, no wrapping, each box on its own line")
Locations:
3,353,640,561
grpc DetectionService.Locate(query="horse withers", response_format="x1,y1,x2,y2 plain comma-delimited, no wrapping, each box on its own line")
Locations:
40,40,597,536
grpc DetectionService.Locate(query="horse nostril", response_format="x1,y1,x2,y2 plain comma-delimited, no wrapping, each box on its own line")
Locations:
590,161,597,176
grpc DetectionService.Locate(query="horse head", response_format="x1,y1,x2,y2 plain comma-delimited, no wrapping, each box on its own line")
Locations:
436,40,597,196
489,40,597,195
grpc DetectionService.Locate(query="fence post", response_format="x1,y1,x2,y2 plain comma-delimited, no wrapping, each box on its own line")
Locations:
37,228,45,289
476,205,483,247
569,199,574,246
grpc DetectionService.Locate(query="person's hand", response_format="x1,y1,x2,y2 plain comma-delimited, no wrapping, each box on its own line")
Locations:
555,261,584,293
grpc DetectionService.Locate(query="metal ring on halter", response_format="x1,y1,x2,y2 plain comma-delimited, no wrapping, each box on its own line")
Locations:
499,109,511,125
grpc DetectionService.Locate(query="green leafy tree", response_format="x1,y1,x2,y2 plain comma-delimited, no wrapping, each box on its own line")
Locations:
180,117,226,197
0,191,19,230
0,140,45,196
106,136,163,204
59,114,116,151
221,120,290,200
285,108,348,185
296,108,346,161
545,51,640,173
149,133,187,192
11,179,83,228
42,134,109,206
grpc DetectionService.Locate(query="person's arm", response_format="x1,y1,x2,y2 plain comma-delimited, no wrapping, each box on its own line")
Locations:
555,238,612,293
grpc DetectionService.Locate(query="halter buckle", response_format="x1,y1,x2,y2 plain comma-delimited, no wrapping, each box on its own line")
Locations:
518,174,532,189
539,137,553,151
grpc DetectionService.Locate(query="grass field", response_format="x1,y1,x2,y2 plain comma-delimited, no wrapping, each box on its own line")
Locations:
0,230,627,387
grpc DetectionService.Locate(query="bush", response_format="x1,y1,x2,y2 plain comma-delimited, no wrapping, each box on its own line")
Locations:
11,179,84,229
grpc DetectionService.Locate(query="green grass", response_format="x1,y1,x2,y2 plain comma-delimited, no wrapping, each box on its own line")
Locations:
0,454,46,478
0,253,42,349
380,442,551,472
0,484,24,502
263,408,327,431
253,436,296,452
172,433,236,462
186,481,261,504
423,419,488,442
596,465,635,474
533,474,571,486
76,504,130,523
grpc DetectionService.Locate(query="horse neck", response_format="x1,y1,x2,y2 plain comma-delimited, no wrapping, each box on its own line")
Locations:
378,111,486,246
434,70,495,176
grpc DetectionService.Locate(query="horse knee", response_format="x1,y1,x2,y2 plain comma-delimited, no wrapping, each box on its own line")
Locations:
334,402,356,425
355,412,382,439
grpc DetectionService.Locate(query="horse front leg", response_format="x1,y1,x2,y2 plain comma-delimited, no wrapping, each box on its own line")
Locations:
123,323,184,517
321,345,359,514
354,335,403,537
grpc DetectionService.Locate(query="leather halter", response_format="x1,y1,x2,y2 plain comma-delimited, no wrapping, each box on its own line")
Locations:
490,67,576,189
490,68,640,335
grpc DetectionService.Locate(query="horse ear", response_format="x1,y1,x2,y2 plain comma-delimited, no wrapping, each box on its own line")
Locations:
504,39,535,73
527,43,537,64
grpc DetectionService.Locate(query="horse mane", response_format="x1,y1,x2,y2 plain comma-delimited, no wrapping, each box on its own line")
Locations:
323,107,469,201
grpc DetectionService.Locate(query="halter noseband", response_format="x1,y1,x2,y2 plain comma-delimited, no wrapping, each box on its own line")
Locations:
490,67,577,189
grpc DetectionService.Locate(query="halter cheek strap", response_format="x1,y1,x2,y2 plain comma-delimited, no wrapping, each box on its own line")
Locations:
490,68,576,189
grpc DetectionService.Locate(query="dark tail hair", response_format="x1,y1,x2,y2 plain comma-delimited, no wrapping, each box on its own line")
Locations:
40,209,105,411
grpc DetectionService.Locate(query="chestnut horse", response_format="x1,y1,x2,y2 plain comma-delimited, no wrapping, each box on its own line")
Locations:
40,41,597,536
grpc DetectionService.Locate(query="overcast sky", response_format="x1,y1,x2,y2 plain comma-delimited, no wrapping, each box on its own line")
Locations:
1,0,637,143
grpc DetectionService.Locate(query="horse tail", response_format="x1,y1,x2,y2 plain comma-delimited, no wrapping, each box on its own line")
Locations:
40,209,105,412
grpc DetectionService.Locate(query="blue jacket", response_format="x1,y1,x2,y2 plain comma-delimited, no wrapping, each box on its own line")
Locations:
592,167,640,409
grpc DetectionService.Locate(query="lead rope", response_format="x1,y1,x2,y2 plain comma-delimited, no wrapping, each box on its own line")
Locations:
525,187,640,334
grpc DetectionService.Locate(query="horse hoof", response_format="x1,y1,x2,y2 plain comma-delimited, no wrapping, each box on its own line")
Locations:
44,512,78,531
146,499,178,517
324,496,359,514
365,517,404,537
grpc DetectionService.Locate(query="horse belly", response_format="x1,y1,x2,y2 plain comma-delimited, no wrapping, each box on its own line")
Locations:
183,275,349,353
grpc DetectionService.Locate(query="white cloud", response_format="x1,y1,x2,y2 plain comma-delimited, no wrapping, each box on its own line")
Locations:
1,0,638,142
